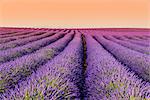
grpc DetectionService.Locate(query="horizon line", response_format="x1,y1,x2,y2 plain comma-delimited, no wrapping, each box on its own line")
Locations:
0,27,150,30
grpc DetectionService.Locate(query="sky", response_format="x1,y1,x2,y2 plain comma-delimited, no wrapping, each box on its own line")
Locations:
0,0,150,28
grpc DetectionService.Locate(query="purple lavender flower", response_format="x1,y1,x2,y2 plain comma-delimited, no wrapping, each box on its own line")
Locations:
85,34,150,99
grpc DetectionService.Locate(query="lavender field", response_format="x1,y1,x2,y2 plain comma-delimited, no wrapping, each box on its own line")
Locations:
0,28,150,100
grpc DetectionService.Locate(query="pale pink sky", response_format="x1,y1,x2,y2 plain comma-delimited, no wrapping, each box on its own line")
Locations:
0,0,150,28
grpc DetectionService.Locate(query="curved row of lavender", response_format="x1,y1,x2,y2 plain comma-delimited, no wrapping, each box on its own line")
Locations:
0,29,61,38
0,29,62,44
0,31,46,44
0,30,57,46
0,31,15,35
0,30,67,50
1,32,83,99
0,32,74,96
113,35,150,47
135,36,150,41
0,31,68,64
123,35,149,42
85,34,150,99
0,30,33,38
0,30,53,38
102,35,150,55
0,31,55,50
94,35,150,82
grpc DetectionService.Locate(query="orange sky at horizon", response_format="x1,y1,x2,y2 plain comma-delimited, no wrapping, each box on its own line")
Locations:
0,0,150,28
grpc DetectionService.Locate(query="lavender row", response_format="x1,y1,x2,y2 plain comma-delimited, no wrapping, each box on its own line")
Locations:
0,38,16,44
0,29,61,44
123,35,150,46
134,35,150,41
94,35,150,82
0,31,48,44
113,35,149,47
0,31,35,39
0,32,74,95
0,29,59,39
0,29,46,38
85,34,150,99
0,30,34,38
0,29,60,37
0,31,69,64
123,35,149,42
1,32,83,99
0,31,21,35
103,35,150,55
0,32,34,44
0,31,56,51
0,31,39,44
